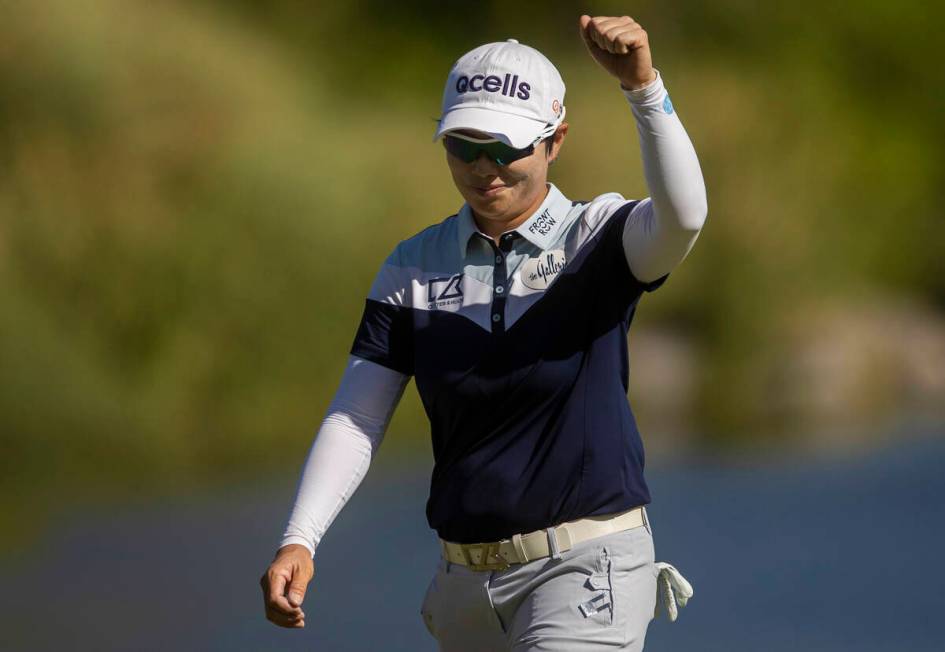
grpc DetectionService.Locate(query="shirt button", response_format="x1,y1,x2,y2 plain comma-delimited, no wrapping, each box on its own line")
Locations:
495,286,504,294
495,255,503,263
492,313,501,322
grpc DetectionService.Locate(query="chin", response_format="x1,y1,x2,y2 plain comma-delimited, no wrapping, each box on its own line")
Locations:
473,200,511,220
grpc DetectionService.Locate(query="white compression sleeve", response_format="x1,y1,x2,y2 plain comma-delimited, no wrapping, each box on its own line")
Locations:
621,71,708,283
279,354,410,556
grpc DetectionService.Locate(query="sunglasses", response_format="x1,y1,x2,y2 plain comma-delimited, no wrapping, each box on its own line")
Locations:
442,134,541,166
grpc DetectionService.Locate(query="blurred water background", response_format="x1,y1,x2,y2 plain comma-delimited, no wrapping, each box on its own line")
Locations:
1,1,943,650
3,424,943,651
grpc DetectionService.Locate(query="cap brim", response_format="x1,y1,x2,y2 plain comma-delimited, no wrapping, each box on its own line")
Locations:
433,107,547,149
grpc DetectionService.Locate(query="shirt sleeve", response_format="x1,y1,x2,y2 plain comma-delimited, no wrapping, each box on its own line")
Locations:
280,354,410,556
350,244,415,375
621,70,708,284
578,193,671,294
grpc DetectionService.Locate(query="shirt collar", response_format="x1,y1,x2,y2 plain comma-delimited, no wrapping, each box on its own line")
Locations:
456,183,573,257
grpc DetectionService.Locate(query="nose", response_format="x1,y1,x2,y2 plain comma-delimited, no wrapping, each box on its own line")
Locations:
471,151,500,175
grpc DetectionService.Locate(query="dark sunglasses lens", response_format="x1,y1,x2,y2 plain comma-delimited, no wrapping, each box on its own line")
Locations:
489,142,533,165
443,136,479,163
444,136,533,165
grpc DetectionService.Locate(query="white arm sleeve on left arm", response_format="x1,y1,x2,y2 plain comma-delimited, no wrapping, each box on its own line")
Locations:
279,354,410,556
622,71,708,283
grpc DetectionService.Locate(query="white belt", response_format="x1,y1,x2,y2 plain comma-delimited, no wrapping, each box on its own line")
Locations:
440,507,646,571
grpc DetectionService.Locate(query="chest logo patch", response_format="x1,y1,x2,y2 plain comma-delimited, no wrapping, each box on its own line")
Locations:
521,249,566,290
427,273,464,309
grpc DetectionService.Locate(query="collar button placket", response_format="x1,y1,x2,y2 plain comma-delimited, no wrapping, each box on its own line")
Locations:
489,236,514,335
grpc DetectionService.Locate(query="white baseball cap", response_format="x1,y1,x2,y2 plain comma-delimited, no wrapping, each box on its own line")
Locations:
433,39,567,149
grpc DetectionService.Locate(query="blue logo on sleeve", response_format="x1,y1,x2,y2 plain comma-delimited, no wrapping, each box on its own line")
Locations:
662,95,674,114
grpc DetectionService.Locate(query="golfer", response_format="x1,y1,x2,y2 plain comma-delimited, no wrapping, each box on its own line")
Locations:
261,14,706,651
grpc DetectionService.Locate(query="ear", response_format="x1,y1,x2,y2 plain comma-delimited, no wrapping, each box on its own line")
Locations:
548,122,569,163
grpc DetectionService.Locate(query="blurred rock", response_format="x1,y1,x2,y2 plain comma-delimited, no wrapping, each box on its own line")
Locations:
772,296,945,448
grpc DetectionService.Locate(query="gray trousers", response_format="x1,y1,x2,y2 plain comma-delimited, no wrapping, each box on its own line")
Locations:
420,513,658,651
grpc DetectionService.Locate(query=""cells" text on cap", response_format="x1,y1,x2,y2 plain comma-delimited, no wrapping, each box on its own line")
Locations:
455,73,531,100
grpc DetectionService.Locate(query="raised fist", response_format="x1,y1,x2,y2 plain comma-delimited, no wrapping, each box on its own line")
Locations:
579,15,657,90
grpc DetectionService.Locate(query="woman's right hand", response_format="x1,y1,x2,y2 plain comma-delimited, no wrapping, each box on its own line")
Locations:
260,544,314,628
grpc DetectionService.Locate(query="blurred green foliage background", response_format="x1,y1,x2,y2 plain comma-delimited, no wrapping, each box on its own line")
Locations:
1,1,942,548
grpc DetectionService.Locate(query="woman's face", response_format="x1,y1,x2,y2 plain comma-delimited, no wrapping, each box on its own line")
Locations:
445,124,568,227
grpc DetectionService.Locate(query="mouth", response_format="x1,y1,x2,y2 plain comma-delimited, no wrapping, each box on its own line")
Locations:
472,184,507,197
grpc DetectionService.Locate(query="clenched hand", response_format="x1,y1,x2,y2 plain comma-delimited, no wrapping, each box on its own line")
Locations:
260,544,314,628
579,14,657,90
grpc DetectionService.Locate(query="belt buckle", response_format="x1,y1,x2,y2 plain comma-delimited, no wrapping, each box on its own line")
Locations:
461,542,510,571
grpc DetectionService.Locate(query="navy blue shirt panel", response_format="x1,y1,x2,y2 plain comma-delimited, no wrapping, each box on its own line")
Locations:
351,301,415,376
350,188,669,543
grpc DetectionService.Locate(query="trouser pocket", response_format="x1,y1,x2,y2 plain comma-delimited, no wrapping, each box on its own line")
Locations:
420,580,435,637
578,546,615,626
420,564,440,638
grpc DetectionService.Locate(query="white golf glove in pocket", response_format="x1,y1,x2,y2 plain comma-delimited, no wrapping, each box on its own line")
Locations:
654,562,693,622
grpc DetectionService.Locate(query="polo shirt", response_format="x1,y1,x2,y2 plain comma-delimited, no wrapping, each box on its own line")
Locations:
350,182,668,544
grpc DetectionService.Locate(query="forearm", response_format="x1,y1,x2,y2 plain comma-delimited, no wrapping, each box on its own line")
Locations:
622,71,708,282
280,355,409,555
279,412,375,556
